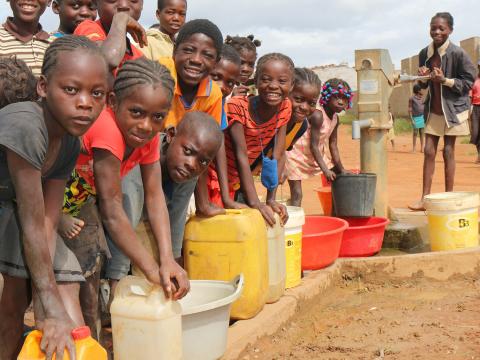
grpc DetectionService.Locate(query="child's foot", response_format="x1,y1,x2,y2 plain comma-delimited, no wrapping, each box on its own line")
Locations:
59,214,84,239
408,200,425,211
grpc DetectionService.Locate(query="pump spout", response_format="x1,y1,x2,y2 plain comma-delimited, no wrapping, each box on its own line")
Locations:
352,119,374,140
395,74,430,84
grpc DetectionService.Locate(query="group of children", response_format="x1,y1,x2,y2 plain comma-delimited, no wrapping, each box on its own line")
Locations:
0,0,352,358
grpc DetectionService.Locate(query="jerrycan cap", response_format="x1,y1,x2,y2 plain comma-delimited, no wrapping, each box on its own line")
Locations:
71,326,91,340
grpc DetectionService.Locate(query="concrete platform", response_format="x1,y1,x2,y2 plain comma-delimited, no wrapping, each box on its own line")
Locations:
222,247,480,360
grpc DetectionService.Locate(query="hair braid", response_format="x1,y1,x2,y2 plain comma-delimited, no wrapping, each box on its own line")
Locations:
41,35,106,78
294,67,322,91
254,52,295,82
225,34,261,55
0,56,38,108
113,58,175,103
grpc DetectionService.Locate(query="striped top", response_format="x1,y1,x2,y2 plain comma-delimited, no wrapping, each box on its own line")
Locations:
0,21,52,77
224,96,291,186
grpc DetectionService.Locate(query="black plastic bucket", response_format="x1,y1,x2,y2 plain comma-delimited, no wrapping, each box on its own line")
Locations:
331,173,377,217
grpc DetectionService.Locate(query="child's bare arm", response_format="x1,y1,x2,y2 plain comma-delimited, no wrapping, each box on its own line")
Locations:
215,140,246,210
328,124,345,172
7,150,76,360
101,12,146,70
309,110,335,180
92,149,160,284
141,161,189,300
194,171,225,217
229,122,276,226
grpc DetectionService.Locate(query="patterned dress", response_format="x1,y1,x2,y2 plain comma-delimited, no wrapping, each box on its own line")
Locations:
286,106,338,180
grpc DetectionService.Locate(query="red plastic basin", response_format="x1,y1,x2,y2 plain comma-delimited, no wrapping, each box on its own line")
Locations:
339,217,390,257
301,216,348,270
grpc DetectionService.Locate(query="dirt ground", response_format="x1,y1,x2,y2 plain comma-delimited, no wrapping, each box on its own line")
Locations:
240,267,480,360
268,127,480,215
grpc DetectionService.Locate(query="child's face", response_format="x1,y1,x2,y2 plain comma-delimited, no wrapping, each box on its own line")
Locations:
52,0,97,34
238,48,256,84
38,51,108,137
289,83,319,123
210,59,240,98
166,129,219,183
156,0,186,37
111,84,170,149
256,60,293,108
97,0,143,28
430,17,452,47
9,0,51,24
327,94,348,114
174,33,218,87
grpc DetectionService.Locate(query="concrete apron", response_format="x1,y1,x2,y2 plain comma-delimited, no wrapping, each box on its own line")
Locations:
222,247,480,360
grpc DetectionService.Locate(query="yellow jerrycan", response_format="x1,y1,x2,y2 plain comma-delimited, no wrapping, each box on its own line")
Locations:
110,276,182,360
184,209,268,320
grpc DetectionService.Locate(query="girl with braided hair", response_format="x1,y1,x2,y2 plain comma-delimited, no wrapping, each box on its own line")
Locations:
0,35,109,359
60,57,189,337
226,34,261,97
286,78,352,206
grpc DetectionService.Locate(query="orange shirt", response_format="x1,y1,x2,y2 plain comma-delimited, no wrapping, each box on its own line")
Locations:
158,57,222,128
74,19,143,73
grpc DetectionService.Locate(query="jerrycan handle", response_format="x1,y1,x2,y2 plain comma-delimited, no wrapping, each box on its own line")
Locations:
114,275,160,300
225,209,243,215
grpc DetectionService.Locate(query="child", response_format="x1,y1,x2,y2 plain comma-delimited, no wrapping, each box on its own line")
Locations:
159,19,237,217
208,44,247,207
409,84,425,153
74,0,147,72
0,0,52,77
0,55,37,312
286,78,352,206
224,53,294,226
409,12,476,211
127,112,224,275
51,0,98,37
60,58,189,336
139,0,187,60
387,104,395,151
0,35,109,360
255,68,321,182
470,62,480,163
226,34,261,96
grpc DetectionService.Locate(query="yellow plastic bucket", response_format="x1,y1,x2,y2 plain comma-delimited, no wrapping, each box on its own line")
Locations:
424,192,479,251
284,206,305,288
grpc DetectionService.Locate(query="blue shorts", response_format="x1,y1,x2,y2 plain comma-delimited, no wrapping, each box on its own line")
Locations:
413,115,425,129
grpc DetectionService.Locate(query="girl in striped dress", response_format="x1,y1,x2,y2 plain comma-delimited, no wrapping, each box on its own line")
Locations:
286,78,352,206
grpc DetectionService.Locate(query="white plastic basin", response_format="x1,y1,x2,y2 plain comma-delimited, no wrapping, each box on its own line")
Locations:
179,275,244,360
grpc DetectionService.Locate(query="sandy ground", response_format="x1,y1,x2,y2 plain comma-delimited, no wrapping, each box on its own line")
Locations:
266,127,480,215
240,267,480,360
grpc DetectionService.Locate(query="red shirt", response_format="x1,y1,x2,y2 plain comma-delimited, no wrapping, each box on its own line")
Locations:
471,78,480,105
224,96,291,186
75,107,160,189
74,19,143,73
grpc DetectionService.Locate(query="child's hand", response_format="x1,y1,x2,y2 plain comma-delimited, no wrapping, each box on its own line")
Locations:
279,171,288,184
418,66,430,76
253,202,276,226
37,313,77,360
232,85,249,97
267,200,289,225
159,258,190,300
323,169,337,182
126,17,147,48
196,202,226,217
223,198,248,210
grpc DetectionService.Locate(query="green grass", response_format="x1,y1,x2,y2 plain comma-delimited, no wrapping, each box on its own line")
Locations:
460,136,471,144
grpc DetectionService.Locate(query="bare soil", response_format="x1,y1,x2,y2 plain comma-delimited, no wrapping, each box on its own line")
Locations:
240,267,480,360
269,128,480,215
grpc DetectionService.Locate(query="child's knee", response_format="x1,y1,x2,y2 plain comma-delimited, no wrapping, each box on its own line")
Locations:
424,144,436,159
442,145,455,160
289,182,302,200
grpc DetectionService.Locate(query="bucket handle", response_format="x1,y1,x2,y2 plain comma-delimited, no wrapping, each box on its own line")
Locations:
230,274,244,300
